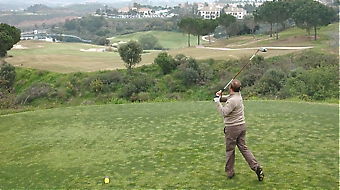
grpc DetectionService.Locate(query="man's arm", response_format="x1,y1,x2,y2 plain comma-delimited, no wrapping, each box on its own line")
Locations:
220,94,231,102
216,99,235,117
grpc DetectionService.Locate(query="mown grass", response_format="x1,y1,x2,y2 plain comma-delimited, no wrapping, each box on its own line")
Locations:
6,23,338,73
109,31,201,49
0,101,338,189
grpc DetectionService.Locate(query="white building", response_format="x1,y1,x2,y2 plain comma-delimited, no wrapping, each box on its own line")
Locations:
224,7,247,19
198,5,221,19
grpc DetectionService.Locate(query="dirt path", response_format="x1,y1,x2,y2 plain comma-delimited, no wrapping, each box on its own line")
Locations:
200,35,313,50
196,46,313,51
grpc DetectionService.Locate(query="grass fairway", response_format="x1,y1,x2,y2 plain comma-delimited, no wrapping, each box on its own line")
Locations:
7,23,338,73
0,101,338,189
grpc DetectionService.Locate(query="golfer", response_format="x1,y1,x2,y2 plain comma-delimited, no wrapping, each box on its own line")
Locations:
214,79,264,181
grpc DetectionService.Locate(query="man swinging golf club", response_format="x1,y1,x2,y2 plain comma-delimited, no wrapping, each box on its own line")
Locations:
214,79,264,181
213,47,266,181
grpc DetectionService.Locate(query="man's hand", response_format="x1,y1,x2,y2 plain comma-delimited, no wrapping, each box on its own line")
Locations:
216,90,222,97
214,90,222,102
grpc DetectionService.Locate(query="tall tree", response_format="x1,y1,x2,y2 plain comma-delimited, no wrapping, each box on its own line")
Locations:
202,19,219,44
292,0,335,40
290,0,313,34
217,13,236,38
118,40,143,73
227,21,243,37
244,15,257,38
270,0,291,39
191,18,203,45
253,1,275,37
177,17,196,47
0,23,20,57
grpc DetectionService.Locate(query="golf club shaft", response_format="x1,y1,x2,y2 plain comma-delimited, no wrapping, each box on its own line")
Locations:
221,49,260,92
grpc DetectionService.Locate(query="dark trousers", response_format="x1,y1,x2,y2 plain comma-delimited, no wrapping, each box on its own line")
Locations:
224,123,259,177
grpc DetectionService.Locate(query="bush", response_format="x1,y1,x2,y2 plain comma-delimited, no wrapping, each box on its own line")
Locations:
0,61,16,91
154,52,176,75
138,34,164,50
163,75,185,93
0,91,16,109
15,82,54,105
119,82,137,98
255,69,285,96
197,62,213,84
180,67,199,87
280,66,338,100
84,71,123,92
137,92,151,102
90,79,104,93
129,74,155,93
240,55,267,87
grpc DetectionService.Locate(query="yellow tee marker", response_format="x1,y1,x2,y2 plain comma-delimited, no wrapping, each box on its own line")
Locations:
104,176,110,184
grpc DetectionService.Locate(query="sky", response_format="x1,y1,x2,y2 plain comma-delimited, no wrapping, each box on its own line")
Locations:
0,0,203,6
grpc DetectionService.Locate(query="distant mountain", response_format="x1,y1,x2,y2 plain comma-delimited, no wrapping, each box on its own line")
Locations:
0,0,190,11
25,4,52,13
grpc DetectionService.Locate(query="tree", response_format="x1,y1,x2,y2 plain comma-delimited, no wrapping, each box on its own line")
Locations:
154,52,175,75
96,37,110,46
118,40,143,73
244,15,256,37
253,1,275,37
217,13,236,38
0,61,16,91
227,21,243,37
292,0,335,40
138,34,161,50
0,23,20,57
191,18,203,45
270,0,291,39
177,17,196,47
193,19,219,45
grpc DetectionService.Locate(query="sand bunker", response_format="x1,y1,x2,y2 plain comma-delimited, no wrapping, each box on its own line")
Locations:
80,48,105,52
12,45,27,49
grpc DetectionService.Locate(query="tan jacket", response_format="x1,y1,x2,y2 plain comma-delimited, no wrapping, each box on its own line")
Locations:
216,92,245,126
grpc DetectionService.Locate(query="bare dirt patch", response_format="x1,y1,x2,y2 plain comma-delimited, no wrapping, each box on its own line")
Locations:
269,36,315,46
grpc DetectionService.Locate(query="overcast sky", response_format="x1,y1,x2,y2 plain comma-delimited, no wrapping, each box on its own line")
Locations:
1,0,201,6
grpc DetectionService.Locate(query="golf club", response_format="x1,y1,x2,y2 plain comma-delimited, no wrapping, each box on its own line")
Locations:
215,47,267,98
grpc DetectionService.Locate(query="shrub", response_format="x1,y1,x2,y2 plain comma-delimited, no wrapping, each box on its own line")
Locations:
137,92,151,102
90,79,104,93
0,91,15,109
240,55,267,87
119,83,137,98
180,67,199,87
15,82,54,105
154,52,176,75
163,75,185,93
174,54,188,67
138,34,161,50
197,62,213,84
255,69,285,96
0,61,16,91
280,66,338,100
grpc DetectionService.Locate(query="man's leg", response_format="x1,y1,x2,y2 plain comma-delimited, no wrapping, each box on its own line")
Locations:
236,124,259,171
237,124,264,181
224,126,237,178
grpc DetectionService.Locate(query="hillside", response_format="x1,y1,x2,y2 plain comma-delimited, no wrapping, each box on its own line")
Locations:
0,24,338,114
25,4,52,13
6,23,338,73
